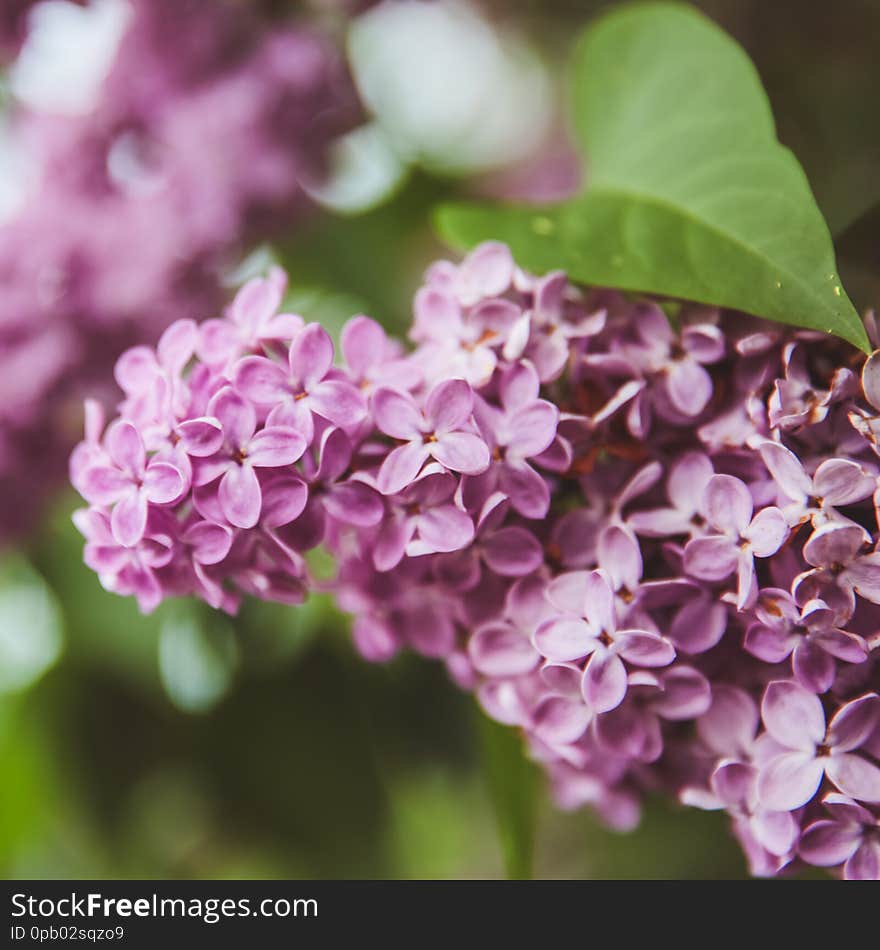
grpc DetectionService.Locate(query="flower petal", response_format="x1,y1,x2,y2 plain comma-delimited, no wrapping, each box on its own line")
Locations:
290,323,334,390
825,753,880,803
763,680,826,753
683,535,738,581
757,751,825,810
532,696,592,746
377,441,429,495
219,463,262,529
371,387,423,440
581,649,628,713
431,431,490,475
79,465,130,505
177,417,224,457
143,461,186,504
798,820,863,867
533,616,596,663
208,387,257,450
233,356,289,405
828,694,880,752
309,380,367,429
111,491,147,547
426,378,474,433
745,507,789,557
703,474,752,534
482,526,544,576
247,426,307,468
666,358,712,416
105,420,145,475
469,622,539,677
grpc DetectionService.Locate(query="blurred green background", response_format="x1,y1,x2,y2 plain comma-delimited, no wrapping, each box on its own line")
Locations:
2,0,878,879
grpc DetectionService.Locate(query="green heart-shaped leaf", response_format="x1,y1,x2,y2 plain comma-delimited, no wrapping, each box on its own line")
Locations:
437,2,868,351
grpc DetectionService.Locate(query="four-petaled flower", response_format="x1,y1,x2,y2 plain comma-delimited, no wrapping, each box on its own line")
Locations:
372,378,491,495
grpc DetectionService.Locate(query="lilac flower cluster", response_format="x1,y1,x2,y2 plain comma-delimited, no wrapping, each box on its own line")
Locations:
71,244,880,880
0,0,355,539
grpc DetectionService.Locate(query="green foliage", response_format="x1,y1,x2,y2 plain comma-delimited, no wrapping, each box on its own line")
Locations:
478,713,539,880
437,2,868,350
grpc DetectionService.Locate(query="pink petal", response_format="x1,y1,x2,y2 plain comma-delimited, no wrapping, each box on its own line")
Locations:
414,504,474,553
431,431,490,475
651,666,711,719
178,417,224,457
757,751,825,810
426,378,474,432
667,451,714,514
533,616,596,663
532,696,592,746
745,507,789,557
825,753,880,803
219,464,262,529
105,420,145,475
670,597,727,653
803,522,866,569
792,641,835,694
371,387,423,440
377,441,430,495
455,241,513,304
507,401,558,459
698,685,759,756
247,426,307,468
498,460,550,519
583,569,616,632
468,622,539,677
546,571,591,615
114,345,158,393
157,319,197,374
182,521,233,565
290,323,334,390
845,840,880,880
326,482,385,528
110,491,147,547
616,630,676,668
598,525,642,592
308,379,367,428
828,694,880,752
79,465,130,505
230,271,284,330
744,623,793,663
683,535,738,581
498,360,540,412
758,441,811,501
143,461,186,504
703,474,753,534
413,286,462,339
847,553,880,604
373,516,412,572
233,356,289,405
340,315,386,377
482,526,544,576
208,387,257,450
813,458,876,506
751,809,799,857
798,820,863,867
197,319,238,366
260,475,309,528
761,680,826,751
861,349,880,411
581,649,628,713
666,358,712,415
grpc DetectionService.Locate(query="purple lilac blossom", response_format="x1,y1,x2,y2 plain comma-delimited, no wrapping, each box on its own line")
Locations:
0,0,356,540
71,243,880,880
